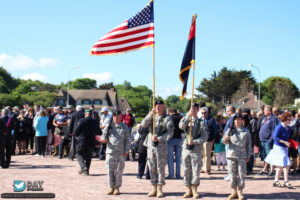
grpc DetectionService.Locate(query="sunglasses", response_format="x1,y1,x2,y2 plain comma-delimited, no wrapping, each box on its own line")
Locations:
201,112,207,114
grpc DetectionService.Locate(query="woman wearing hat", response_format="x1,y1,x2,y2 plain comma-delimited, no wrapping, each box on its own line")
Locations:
222,114,252,200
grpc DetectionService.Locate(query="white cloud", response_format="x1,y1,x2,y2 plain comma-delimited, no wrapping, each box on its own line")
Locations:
0,53,58,70
156,86,182,99
83,72,113,85
20,73,49,82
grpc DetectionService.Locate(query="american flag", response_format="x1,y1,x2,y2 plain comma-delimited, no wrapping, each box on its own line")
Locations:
90,0,154,56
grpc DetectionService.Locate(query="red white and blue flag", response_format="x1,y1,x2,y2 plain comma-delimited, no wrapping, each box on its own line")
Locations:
90,0,154,56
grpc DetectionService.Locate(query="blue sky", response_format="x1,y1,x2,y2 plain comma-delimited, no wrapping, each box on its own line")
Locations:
1,0,299,98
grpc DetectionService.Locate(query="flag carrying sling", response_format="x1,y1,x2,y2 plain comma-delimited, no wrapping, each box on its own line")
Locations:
90,0,154,56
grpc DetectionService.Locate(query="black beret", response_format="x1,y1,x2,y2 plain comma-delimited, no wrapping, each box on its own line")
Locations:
233,113,242,119
155,100,164,105
112,110,122,116
192,103,199,108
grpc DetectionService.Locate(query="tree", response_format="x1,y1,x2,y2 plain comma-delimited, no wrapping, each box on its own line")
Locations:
123,80,132,90
71,78,96,89
0,66,20,93
115,82,152,117
99,82,114,89
261,77,299,106
196,67,256,104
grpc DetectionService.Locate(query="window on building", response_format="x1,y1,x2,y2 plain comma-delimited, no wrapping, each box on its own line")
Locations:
58,99,64,105
93,100,102,105
82,99,91,105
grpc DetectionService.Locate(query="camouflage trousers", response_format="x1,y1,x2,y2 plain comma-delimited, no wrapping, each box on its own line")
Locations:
147,146,168,185
182,149,202,186
106,153,125,188
227,158,246,189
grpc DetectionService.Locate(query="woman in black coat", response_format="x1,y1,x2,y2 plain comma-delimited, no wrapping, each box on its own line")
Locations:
15,110,29,154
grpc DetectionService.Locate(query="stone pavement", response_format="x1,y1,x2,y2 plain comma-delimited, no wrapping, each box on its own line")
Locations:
0,155,299,200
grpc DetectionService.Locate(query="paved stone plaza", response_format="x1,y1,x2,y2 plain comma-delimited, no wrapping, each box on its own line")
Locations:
0,155,299,200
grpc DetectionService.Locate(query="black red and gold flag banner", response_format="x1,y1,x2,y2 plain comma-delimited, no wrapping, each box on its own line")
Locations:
179,15,196,100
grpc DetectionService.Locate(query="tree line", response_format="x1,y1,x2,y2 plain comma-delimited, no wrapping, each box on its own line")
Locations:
0,66,299,117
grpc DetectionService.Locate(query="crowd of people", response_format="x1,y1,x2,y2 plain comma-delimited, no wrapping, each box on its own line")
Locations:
0,101,299,199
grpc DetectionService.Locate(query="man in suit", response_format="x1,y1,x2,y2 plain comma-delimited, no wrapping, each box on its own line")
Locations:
75,109,101,175
68,105,84,160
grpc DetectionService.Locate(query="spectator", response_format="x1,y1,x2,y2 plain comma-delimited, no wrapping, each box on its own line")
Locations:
288,110,298,174
11,106,20,155
122,109,135,133
1,108,14,168
14,110,27,155
33,110,49,157
167,107,183,179
258,105,279,176
296,109,300,173
136,125,150,179
47,107,57,155
69,105,85,160
215,114,226,171
99,107,112,160
25,107,35,154
265,112,293,188
130,124,141,161
242,109,255,175
58,119,71,159
52,106,68,156
75,109,101,175
198,107,218,175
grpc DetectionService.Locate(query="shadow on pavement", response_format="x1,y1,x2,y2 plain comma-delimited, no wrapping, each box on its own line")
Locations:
89,174,106,177
121,192,148,195
246,192,299,199
9,164,74,169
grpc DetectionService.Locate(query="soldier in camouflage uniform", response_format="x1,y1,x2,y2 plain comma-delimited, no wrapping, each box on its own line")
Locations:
222,114,252,200
141,100,174,198
101,110,131,195
179,103,209,199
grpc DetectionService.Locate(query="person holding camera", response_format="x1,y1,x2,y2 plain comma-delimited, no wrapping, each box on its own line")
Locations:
179,103,209,199
222,114,252,200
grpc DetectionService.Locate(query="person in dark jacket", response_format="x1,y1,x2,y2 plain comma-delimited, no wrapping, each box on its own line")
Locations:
198,107,218,175
167,107,183,179
0,115,7,168
68,105,85,160
242,109,255,175
258,105,279,176
15,110,28,155
58,120,71,159
136,125,150,179
1,108,14,168
75,109,101,175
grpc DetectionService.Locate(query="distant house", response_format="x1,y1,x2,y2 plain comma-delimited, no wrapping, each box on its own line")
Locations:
228,92,267,112
52,88,132,113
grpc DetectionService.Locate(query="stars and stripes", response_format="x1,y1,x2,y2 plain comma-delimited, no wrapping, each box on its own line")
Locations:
90,0,154,56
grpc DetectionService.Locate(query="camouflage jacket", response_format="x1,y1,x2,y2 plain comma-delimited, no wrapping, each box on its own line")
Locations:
141,113,174,149
179,116,209,152
222,127,252,159
103,122,131,155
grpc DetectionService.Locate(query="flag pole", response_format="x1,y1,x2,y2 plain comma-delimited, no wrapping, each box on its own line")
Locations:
152,45,156,137
189,14,197,141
